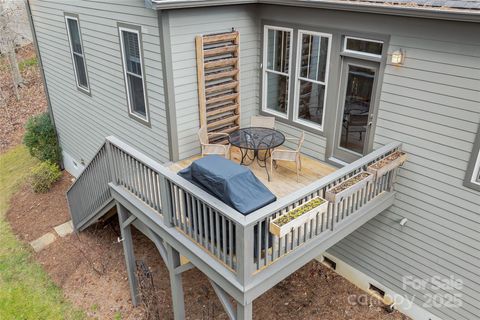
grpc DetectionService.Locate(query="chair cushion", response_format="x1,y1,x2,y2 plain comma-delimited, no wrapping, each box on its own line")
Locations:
203,144,228,155
178,155,276,215
272,149,297,161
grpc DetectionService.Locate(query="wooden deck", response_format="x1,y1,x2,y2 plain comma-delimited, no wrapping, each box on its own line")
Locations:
168,148,337,198
69,136,401,320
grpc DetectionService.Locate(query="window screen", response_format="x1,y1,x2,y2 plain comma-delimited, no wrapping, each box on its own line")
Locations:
263,26,292,116
295,31,331,129
65,16,89,92
120,28,148,122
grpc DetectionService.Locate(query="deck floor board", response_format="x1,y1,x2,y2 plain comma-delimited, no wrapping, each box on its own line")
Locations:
169,148,337,198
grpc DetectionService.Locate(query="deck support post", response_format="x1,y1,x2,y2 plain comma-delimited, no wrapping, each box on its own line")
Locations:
236,301,253,320
117,203,139,306
165,244,185,320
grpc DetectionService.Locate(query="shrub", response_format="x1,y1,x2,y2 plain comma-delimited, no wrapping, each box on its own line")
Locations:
23,112,61,164
29,161,62,193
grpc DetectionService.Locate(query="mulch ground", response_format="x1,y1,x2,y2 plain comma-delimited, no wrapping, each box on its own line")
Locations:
0,45,47,153
7,174,410,320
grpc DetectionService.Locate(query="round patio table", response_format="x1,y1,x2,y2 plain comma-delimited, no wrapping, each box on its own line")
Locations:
229,127,285,181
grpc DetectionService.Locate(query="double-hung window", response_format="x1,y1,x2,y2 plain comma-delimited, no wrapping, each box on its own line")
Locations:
65,14,89,94
465,129,480,191
294,30,331,130
262,26,332,131
262,26,292,118
119,25,149,124
473,156,480,185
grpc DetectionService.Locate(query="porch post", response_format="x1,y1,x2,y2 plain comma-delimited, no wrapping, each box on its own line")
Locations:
165,244,185,320
117,203,139,306
236,302,253,320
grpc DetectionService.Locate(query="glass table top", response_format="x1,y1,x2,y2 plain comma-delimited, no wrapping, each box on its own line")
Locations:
228,127,285,150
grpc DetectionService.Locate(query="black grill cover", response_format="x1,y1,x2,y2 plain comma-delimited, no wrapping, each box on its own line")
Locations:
178,155,276,215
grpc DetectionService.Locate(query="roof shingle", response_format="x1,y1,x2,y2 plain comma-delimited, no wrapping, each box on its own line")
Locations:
347,0,480,10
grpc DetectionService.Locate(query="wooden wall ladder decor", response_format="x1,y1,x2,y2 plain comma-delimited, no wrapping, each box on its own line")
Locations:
196,30,240,144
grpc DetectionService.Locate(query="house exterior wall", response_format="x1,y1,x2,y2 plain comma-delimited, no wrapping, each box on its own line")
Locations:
29,0,170,174
167,5,260,160
30,1,480,319
162,5,480,318
256,5,480,320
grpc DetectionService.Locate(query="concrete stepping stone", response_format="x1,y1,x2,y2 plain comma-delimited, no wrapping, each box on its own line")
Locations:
54,220,74,237
30,232,56,252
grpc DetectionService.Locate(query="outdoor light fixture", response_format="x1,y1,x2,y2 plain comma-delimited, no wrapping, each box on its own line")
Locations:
391,49,405,65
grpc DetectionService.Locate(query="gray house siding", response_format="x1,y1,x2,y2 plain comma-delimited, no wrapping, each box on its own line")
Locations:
166,5,480,318
167,5,330,161
275,122,328,160
334,35,480,320
257,6,480,320
30,1,480,319
167,5,260,160
29,0,170,171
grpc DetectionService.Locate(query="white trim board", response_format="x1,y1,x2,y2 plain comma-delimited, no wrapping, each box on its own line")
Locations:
318,253,444,320
64,14,90,94
262,25,293,119
118,25,150,124
470,151,480,185
292,29,332,132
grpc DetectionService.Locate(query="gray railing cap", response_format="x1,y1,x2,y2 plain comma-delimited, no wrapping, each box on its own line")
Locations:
243,141,402,226
106,136,248,224
71,136,401,228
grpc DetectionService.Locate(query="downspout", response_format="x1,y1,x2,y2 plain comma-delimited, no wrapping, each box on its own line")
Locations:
24,0,63,168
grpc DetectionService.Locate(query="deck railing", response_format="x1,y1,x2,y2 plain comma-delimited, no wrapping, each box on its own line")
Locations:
106,137,244,272
68,136,401,286
241,142,401,276
66,143,112,228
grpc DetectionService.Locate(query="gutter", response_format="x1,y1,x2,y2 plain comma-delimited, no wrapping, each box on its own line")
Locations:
24,0,64,168
149,0,257,10
147,0,480,23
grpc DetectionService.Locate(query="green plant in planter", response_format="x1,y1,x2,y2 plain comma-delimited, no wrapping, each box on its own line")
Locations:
29,161,62,193
23,112,61,165
329,172,370,194
275,198,326,227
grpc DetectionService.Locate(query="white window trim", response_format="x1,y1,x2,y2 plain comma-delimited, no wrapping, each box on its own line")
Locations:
343,36,384,59
471,152,480,185
293,30,332,132
262,25,293,119
65,15,90,94
118,26,149,123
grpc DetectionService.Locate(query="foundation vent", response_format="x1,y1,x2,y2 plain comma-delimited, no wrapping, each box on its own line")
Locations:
322,256,337,270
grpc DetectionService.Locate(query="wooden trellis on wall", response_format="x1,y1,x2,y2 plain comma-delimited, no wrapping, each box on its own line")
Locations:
196,30,240,144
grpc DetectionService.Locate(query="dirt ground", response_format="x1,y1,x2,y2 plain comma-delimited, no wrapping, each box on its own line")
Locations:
7,173,410,320
0,45,47,153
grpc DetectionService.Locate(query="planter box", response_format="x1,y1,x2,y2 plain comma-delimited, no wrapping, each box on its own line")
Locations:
367,151,407,179
269,197,329,238
325,172,374,203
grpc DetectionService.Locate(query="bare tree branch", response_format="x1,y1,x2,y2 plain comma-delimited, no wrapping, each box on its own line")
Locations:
0,0,26,101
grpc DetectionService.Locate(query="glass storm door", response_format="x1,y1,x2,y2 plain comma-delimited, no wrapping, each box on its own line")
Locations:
333,58,379,163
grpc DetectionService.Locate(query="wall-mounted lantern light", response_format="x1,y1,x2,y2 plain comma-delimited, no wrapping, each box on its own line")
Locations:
391,49,405,65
